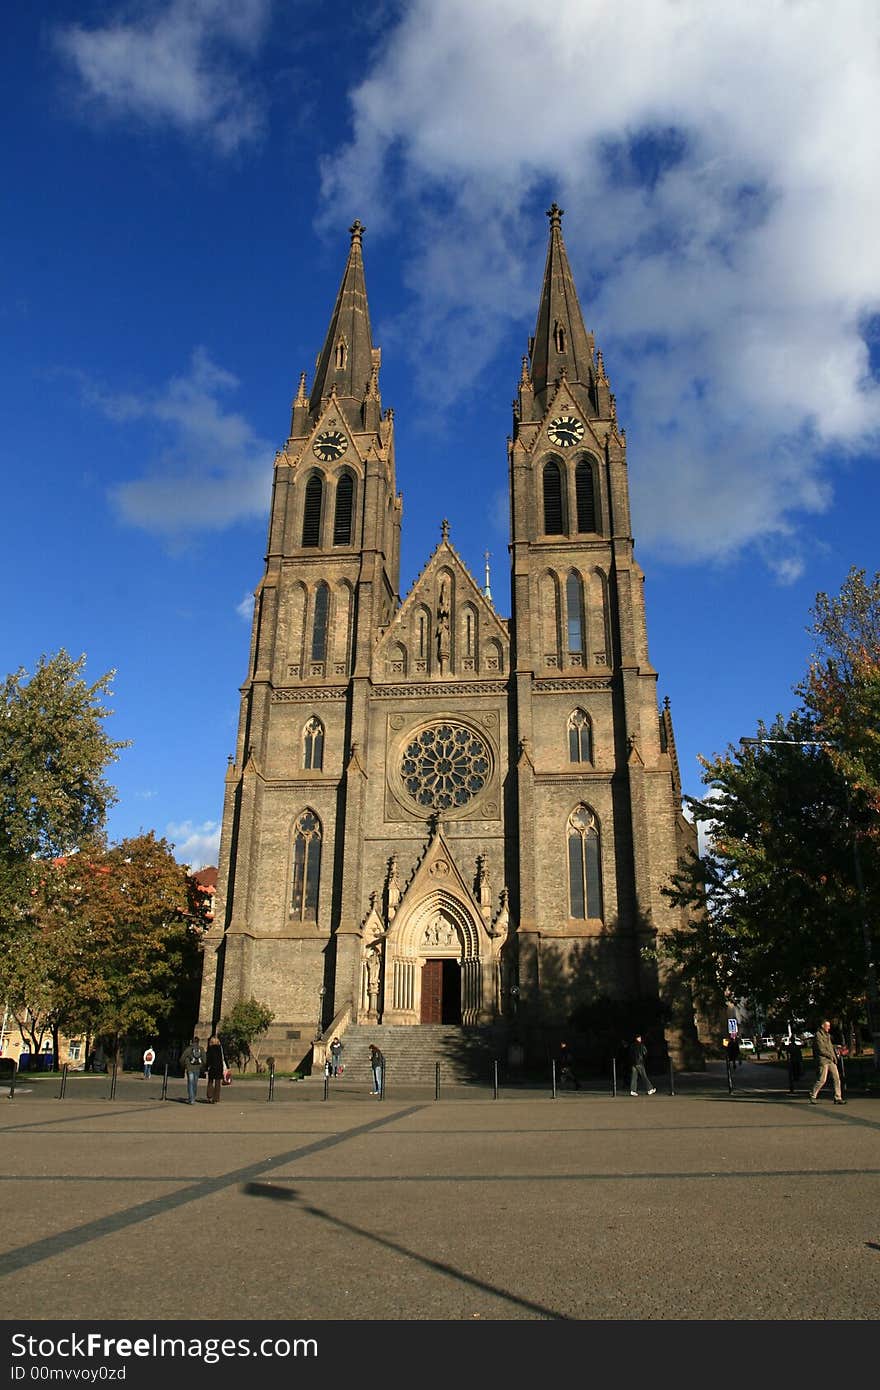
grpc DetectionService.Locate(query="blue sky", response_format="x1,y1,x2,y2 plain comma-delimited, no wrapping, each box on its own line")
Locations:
3,1,879,869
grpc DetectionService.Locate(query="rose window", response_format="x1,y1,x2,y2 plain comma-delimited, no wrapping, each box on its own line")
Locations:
399,723,491,811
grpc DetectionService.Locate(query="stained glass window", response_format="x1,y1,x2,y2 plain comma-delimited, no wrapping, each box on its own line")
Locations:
399,723,491,812
291,810,322,920
568,805,602,919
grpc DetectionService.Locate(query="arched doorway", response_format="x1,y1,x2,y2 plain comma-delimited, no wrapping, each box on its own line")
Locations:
420,958,462,1024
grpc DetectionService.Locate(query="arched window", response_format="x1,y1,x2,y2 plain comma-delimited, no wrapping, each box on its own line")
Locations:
333,473,354,545
335,337,347,369
311,581,329,661
575,459,596,532
543,461,565,535
291,810,322,920
568,806,602,919
553,319,566,353
303,717,324,771
302,474,323,547
566,572,584,654
568,709,592,763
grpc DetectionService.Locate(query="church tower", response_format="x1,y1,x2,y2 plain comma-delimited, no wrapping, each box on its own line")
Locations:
198,208,701,1069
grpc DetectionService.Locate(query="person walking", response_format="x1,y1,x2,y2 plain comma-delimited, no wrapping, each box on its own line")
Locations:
727,1035,741,1069
329,1036,344,1077
205,1033,225,1104
180,1037,205,1105
629,1034,656,1096
810,1020,846,1104
142,1045,156,1079
369,1043,384,1096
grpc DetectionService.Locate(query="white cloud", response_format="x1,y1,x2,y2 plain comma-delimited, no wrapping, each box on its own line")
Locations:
54,0,271,152
91,348,271,537
167,818,221,869
236,591,255,622
321,0,880,571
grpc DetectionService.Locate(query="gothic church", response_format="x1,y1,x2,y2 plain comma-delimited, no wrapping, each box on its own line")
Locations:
197,206,701,1071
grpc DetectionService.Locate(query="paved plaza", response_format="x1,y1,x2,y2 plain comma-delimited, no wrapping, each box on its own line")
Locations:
1,1060,878,1324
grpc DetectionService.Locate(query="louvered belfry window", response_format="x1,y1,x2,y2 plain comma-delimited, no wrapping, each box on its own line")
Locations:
575,459,596,532
302,475,323,547
333,473,354,545
543,460,565,534
311,582,329,661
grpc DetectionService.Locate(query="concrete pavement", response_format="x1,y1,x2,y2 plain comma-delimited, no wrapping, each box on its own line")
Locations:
2,1060,879,1322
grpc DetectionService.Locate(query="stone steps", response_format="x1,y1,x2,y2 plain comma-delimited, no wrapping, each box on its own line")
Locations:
314,1024,502,1085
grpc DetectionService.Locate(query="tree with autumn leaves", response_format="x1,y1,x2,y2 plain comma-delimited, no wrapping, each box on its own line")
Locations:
0,652,207,1065
662,568,880,1047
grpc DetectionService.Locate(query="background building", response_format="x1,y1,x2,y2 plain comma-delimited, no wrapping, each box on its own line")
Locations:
197,208,702,1072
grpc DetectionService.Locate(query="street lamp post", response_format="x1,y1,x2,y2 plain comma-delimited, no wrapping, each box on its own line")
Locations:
315,985,327,1043
741,736,879,1067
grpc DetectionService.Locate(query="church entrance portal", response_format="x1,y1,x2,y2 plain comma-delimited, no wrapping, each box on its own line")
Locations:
420,958,462,1025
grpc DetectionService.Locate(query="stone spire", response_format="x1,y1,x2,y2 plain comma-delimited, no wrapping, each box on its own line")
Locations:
309,220,375,428
529,202,595,414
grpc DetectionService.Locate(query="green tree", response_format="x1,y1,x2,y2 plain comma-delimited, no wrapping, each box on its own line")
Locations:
803,566,880,1042
0,651,127,908
661,711,873,1026
219,998,275,1072
0,651,127,1063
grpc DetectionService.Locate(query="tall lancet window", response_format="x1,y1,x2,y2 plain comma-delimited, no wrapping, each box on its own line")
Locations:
333,472,354,545
291,810,322,920
311,581,330,661
553,319,566,353
568,709,593,764
567,805,602,920
543,461,565,534
303,717,324,771
302,474,323,547
566,572,584,653
335,337,348,369
575,459,597,532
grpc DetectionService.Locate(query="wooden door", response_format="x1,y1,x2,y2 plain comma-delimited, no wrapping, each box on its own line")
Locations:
421,959,443,1023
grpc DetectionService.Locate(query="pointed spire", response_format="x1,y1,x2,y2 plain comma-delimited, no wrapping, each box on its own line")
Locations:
483,549,492,602
529,202,595,413
309,220,375,427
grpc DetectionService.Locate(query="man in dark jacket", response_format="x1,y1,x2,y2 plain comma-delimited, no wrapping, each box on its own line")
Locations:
180,1037,205,1105
629,1035,656,1096
810,1020,845,1104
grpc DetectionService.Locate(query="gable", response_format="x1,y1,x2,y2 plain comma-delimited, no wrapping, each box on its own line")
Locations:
374,538,509,682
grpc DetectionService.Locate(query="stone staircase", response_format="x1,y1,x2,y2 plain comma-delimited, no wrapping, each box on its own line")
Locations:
313,1024,503,1087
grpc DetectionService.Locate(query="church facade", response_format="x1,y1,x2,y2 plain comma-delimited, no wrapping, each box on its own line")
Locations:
197,206,701,1068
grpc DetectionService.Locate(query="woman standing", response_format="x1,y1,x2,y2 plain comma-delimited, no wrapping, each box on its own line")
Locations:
205,1034,225,1104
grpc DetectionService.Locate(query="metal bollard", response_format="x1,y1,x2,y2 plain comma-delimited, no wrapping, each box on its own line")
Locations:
109,1060,118,1100
611,1057,617,1097
493,1059,499,1099
268,1063,276,1102
668,1058,675,1097
379,1063,385,1101
434,1061,440,1101
788,1055,795,1094
322,1073,329,1101
161,1063,169,1101
726,1058,734,1094
57,1064,69,1100
8,1067,16,1101
551,1059,557,1099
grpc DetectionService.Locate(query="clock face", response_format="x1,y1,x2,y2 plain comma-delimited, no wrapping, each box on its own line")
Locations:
313,429,347,461
547,415,585,448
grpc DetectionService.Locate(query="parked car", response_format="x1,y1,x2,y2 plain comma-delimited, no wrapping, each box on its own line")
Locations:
759,1037,775,1050
738,1037,755,1053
